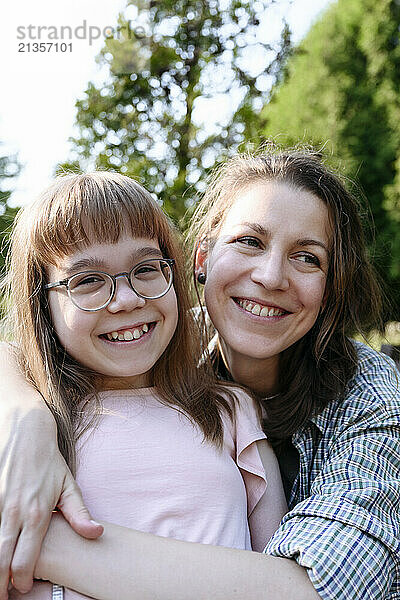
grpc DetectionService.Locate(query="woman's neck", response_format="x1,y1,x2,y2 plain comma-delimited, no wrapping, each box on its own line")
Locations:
218,339,279,398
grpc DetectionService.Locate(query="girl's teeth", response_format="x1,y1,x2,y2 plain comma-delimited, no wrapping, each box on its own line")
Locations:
260,307,269,317
105,325,150,342
251,304,261,316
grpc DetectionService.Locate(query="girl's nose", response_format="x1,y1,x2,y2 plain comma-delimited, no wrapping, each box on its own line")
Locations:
106,277,146,313
250,251,290,291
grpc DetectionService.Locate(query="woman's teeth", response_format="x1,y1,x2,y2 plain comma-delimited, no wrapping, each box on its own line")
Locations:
106,323,149,342
237,299,285,317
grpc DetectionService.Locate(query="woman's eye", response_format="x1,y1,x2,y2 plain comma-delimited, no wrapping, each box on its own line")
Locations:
295,253,321,266
234,236,262,248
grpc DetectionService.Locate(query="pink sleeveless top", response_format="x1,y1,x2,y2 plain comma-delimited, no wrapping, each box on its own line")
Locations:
12,387,266,599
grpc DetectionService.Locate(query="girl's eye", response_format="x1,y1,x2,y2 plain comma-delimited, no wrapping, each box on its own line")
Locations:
295,253,321,266
135,265,158,275
75,275,105,286
234,236,262,249
134,264,160,280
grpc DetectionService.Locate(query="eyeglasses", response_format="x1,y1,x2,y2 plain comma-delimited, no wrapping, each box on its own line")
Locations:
45,258,175,312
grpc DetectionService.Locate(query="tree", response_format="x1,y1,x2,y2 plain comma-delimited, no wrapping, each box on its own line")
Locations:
59,0,291,224
0,147,20,275
262,0,400,319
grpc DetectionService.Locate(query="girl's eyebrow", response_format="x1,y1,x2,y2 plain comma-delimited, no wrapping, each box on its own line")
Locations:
240,222,329,254
132,247,164,261
64,246,163,276
63,257,105,276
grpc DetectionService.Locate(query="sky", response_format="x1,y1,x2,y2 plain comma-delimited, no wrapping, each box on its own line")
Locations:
1,0,333,207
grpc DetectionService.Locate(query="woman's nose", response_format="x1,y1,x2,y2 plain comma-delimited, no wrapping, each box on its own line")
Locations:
106,276,146,313
250,251,290,291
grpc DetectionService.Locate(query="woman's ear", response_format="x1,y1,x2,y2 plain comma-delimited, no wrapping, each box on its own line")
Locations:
194,237,208,279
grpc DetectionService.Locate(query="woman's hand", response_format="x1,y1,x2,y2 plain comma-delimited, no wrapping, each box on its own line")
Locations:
0,344,103,600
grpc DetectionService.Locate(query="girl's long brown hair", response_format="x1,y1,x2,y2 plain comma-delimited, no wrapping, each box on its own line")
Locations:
2,172,233,472
189,147,384,451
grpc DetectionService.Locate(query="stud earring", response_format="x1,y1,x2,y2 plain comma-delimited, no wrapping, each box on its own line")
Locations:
197,272,206,285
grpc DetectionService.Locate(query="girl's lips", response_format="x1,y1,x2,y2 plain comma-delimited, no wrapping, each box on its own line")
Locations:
102,321,154,336
99,322,156,343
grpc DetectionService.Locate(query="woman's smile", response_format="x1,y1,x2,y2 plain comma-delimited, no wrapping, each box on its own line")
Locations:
233,297,291,318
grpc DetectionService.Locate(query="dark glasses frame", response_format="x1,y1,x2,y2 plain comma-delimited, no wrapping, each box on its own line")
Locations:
45,258,175,312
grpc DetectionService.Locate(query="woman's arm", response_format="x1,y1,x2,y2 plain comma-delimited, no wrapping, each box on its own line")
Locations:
249,440,288,552
36,513,321,600
0,343,103,600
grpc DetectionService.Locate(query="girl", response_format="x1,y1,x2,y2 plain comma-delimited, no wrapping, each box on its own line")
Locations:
0,149,399,600
0,171,286,600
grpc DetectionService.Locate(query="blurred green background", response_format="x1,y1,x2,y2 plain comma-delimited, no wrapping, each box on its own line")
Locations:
1,0,399,340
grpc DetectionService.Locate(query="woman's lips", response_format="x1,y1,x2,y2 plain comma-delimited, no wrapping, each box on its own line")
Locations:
233,298,290,317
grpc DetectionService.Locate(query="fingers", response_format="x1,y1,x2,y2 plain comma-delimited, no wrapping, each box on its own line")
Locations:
9,508,52,595
0,525,18,600
0,501,25,599
0,502,47,599
1,470,102,599
57,473,103,540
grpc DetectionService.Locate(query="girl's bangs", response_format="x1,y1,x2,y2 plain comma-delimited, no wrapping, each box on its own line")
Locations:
28,173,168,265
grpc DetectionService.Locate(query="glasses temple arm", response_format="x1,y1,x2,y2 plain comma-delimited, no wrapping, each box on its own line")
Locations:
44,281,67,290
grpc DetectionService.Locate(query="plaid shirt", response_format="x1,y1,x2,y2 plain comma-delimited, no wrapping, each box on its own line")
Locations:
208,325,400,599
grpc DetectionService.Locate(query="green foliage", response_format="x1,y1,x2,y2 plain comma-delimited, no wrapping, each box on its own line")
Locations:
262,0,400,318
59,0,291,226
0,149,20,275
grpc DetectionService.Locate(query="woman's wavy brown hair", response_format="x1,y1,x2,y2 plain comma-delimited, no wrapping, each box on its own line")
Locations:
2,172,233,472
189,147,384,450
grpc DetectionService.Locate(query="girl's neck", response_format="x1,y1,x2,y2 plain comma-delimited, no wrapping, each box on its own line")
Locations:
97,374,152,392
218,339,279,398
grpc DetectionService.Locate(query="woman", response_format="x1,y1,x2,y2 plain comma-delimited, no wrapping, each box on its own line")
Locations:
0,149,399,600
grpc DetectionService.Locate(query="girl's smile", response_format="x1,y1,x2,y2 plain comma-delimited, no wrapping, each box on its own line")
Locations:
47,236,178,390
100,321,152,342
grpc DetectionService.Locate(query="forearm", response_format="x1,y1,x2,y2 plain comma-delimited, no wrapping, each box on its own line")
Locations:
36,514,321,600
0,342,103,597
0,342,50,413
0,342,57,467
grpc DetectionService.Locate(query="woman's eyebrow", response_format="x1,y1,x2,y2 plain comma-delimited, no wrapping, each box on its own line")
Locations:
241,222,268,236
241,222,329,253
294,238,329,253
63,247,163,276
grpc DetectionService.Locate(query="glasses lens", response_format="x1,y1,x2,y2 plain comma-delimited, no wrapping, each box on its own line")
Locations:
69,272,113,310
130,259,173,299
